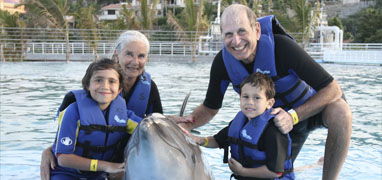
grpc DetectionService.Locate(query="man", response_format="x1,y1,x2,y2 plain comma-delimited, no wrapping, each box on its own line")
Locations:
179,4,352,180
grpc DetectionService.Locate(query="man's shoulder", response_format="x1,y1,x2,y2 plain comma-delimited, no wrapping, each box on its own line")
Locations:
274,34,296,45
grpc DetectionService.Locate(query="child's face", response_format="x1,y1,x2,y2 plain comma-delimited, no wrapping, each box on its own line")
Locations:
240,84,274,119
88,69,121,110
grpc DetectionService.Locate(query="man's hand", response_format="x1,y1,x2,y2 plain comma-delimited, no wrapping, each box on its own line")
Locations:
271,107,294,134
168,115,195,132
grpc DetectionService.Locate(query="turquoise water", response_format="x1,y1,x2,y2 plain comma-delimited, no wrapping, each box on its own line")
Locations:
0,60,381,179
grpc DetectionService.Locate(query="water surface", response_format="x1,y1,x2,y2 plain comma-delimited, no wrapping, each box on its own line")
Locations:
0,61,381,179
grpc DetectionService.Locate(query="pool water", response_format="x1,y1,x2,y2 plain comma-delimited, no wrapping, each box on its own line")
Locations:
0,60,381,179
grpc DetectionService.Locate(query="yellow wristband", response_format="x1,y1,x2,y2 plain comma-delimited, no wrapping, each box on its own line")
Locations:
288,109,299,125
202,137,209,147
90,159,98,172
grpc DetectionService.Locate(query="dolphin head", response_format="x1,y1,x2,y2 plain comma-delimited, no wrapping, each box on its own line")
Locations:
124,113,213,180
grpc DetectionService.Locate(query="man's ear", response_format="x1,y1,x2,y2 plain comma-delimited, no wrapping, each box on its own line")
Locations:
255,22,261,41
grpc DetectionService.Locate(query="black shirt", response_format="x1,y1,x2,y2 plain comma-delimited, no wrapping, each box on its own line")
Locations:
123,79,163,115
203,34,334,110
214,119,290,180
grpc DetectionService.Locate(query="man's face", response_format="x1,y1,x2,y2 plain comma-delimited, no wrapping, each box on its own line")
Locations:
222,11,261,64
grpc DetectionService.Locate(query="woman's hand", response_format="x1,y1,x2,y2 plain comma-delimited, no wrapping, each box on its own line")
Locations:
228,157,244,176
40,146,55,180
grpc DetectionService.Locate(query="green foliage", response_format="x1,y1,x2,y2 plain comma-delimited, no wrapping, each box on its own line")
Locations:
328,16,344,30
21,0,71,61
0,10,25,28
72,2,100,59
342,7,382,43
203,1,217,21
0,10,27,61
355,8,382,43
289,0,312,33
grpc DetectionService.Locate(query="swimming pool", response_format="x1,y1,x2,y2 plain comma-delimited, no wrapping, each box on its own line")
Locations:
0,60,381,179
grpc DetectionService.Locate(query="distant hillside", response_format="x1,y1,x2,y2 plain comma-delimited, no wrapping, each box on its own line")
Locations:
324,0,376,18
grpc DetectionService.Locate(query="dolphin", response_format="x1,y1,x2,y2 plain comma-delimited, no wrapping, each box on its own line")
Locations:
123,93,213,180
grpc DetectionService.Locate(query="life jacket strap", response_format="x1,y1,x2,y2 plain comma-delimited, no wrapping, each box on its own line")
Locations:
275,79,312,110
227,137,259,149
275,79,302,98
223,145,229,163
80,125,127,134
77,140,120,154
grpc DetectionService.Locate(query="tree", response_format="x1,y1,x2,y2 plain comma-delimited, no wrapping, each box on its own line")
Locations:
73,2,101,60
0,10,26,61
167,0,209,59
354,8,382,43
139,0,158,30
21,0,71,62
328,15,344,30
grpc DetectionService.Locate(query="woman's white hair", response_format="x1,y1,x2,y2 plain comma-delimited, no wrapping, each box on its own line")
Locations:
114,30,150,54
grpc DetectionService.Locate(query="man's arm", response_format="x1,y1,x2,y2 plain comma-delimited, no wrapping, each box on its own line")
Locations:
295,80,342,121
179,104,219,131
272,80,342,133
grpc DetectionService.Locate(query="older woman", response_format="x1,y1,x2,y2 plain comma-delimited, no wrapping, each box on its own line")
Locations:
40,30,163,179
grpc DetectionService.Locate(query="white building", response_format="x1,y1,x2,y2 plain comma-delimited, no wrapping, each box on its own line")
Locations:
98,0,186,21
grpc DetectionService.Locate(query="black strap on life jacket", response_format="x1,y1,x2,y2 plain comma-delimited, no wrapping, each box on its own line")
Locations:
227,137,259,149
77,140,121,158
80,125,127,134
275,79,311,109
225,137,266,167
223,145,229,163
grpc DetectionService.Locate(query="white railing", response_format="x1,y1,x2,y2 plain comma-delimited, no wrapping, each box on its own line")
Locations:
305,43,382,64
1,27,381,64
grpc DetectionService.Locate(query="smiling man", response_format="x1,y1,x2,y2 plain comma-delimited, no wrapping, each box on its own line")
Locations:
179,4,352,180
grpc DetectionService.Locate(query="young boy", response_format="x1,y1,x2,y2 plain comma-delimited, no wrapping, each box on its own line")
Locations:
191,72,294,180
50,58,142,179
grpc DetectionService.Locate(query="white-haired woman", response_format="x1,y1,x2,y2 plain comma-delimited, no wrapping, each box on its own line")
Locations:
40,30,163,180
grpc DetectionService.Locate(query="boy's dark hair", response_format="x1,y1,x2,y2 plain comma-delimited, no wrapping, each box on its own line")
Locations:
82,58,126,92
239,72,275,99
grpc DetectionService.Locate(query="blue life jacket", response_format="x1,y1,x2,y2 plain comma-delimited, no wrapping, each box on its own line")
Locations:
126,72,151,117
222,15,316,110
71,90,139,162
227,109,294,179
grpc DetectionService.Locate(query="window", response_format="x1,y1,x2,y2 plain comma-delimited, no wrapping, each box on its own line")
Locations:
108,10,116,15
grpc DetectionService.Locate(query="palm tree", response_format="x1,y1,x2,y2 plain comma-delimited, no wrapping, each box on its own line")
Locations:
73,2,100,60
139,0,158,30
21,0,71,62
290,0,313,45
0,10,26,61
116,3,140,30
167,0,209,58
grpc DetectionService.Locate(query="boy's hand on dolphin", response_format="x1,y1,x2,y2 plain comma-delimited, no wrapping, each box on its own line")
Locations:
40,146,55,180
271,108,293,134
